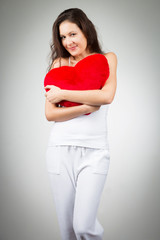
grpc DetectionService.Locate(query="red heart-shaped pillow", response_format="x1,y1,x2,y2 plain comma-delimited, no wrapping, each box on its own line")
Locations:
44,53,110,107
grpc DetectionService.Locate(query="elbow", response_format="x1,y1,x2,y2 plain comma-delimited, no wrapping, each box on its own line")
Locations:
103,95,114,105
45,101,58,121
107,97,114,104
102,85,117,105
45,112,54,121
101,91,112,105
45,114,52,121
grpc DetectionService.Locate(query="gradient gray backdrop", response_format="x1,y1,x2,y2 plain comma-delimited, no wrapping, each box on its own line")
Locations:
0,0,160,240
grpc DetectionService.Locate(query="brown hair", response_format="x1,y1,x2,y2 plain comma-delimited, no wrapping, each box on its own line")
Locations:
47,8,104,72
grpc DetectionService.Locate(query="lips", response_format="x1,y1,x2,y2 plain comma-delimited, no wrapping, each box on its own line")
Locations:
69,46,77,51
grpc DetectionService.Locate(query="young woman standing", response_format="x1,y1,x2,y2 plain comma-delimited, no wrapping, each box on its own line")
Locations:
44,8,117,240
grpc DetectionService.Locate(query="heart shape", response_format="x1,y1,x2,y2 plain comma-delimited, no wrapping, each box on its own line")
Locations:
44,53,110,107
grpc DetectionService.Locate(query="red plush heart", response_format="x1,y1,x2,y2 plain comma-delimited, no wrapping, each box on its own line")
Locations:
44,53,110,107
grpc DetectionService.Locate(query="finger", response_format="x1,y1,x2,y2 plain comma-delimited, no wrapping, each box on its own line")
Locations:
44,85,52,89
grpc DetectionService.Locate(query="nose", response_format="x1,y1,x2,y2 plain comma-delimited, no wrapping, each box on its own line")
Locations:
65,37,73,47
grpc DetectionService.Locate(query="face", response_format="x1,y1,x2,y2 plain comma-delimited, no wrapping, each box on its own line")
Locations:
59,20,89,57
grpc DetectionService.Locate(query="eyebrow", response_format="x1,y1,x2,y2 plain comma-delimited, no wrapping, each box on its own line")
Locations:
60,31,77,37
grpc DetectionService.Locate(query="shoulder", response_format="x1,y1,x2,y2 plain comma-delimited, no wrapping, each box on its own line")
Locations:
103,52,118,72
50,57,69,69
103,52,118,66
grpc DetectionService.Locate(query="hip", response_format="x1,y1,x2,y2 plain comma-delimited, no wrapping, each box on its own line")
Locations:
45,145,110,175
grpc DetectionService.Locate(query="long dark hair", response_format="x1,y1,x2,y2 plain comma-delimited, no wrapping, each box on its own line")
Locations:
47,8,104,72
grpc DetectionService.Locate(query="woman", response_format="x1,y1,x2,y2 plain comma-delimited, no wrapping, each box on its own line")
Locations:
44,8,117,240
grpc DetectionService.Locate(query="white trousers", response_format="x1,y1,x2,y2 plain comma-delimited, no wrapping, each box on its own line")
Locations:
45,145,110,240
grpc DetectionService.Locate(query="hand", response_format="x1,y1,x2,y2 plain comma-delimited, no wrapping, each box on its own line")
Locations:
44,85,63,104
83,104,100,113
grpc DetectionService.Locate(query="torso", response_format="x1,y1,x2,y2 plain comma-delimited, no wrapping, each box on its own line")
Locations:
47,51,112,149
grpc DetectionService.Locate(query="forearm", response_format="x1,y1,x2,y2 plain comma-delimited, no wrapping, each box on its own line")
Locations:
45,100,92,122
61,89,111,106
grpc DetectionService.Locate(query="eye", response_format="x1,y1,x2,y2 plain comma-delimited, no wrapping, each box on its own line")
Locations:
70,33,76,37
60,36,65,40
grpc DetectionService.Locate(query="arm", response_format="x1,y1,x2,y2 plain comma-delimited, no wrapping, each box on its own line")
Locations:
45,52,117,106
62,52,117,105
45,99,100,122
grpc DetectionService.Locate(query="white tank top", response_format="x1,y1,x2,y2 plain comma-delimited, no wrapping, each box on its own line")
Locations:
47,53,110,150
47,104,110,149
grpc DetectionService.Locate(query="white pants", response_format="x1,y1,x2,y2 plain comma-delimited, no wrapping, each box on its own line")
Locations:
45,145,110,240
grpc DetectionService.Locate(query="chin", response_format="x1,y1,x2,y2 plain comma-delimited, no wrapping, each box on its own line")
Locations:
71,51,84,57
70,50,79,55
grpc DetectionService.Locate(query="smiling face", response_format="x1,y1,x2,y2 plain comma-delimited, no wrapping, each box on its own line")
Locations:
59,20,90,58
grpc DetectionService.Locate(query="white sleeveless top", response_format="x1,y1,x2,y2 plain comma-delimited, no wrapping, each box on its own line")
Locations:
47,54,110,150
47,104,110,149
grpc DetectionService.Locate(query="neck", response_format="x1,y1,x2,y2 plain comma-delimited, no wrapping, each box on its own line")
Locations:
72,51,96,62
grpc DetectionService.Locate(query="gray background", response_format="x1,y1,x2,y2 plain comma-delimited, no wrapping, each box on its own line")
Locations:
0,0,160,240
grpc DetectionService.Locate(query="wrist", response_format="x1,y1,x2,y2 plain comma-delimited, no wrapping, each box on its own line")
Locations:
61,89,67,100
81,104,91,114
